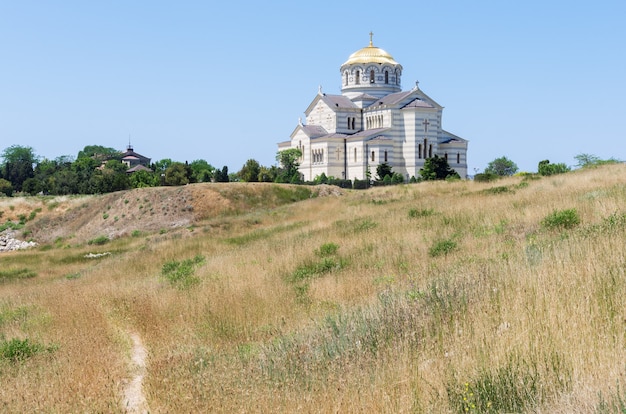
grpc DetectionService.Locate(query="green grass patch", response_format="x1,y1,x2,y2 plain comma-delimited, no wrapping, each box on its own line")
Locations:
161,255,205,289
0,337,57,362
447,351,572,413
316,242,339,257
541,208,580,230
0,221,24,232
225,222,303,246
335,217,378,234
88,235,110,245
0,269,37,283
289,257,347,283
408,208,435,218
482,185,511,195
0,305,30,327
429,239,458,257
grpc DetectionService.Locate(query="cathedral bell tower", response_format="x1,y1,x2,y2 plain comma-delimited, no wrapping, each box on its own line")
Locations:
340,32,403,99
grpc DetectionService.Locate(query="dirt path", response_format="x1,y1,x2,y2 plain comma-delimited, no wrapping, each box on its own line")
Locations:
122,333,150,413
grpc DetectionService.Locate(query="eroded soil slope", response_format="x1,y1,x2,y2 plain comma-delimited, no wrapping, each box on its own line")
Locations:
4,183,335,244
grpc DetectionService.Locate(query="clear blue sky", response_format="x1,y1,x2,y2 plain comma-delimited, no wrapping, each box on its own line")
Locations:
2,1,625,174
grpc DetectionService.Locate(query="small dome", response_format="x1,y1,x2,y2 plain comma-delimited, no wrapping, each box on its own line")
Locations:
342,35,399,66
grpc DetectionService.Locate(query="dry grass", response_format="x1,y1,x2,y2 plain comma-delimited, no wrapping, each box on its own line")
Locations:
1,167,626,412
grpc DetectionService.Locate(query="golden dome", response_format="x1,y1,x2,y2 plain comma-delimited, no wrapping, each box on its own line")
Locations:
342,33,399,66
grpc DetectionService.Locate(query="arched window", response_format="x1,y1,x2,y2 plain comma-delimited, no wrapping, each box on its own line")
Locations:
444,153,448,161
429,145,432,158
347,118,351,129
351,117,355,130
457,153,460,164
345,72,348,86
355,71,360,85
371,151,375,162
370,70,375,84
384,150,388,162
385,71,389,84
418,144,422,159
354,148,357,163
423,139,427,158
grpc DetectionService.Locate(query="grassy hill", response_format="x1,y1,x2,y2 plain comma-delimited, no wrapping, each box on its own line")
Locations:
1,168,625,412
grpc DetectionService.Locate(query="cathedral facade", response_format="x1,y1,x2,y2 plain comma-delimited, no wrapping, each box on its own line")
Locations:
278,35,468,182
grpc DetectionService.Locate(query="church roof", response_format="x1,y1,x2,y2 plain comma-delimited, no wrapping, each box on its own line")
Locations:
370,90,415,106
126,164,153,173
441,130,469,143
403,98,434,109
351,93,378,102
299,124,328,138
321,94,356,109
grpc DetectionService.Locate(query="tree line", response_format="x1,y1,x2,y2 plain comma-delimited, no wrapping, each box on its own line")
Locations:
2,143,619,197
474,154,621,182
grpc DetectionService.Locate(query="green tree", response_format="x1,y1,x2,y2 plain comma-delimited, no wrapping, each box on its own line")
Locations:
214,166,230,183
258,165,279,182
484,156,518,176
419,155,460,181
94,160,130,193
129,170,158,188
538,160,570,176
1,145,39,192
275,148,302,183
164,162,190,186
72,156,99,194
238,159,261,182
0,178,13,197
574,153,621,169
152,159,174,176
77,145,119,160
189,159,215,183
314,172,329,184
391,172,405,184
376,163,393,181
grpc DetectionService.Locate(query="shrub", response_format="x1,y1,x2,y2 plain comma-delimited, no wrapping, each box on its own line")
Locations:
474,173,498,182
0,268,37,282
161,255,205,289
538,160,570,176
0,338,56,361
429,239,458,257
88,235,110,245
409,208,434,218
541,209,580,230
316,242,339,257
353,179,368,190
483,186,510,195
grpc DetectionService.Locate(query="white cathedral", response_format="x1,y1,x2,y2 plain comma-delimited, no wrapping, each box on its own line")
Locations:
278,34,468,182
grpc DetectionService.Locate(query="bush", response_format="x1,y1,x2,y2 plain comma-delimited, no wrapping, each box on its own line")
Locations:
408,208,434,218
353,179,368,190
474,173,498,182
0,268,37,282
0,338,54,361
538,160,570,176
316,242,339,257
542,209,580,230
88,235,110,245
429,239,458,257
483,186,510,195
161,255,205,289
